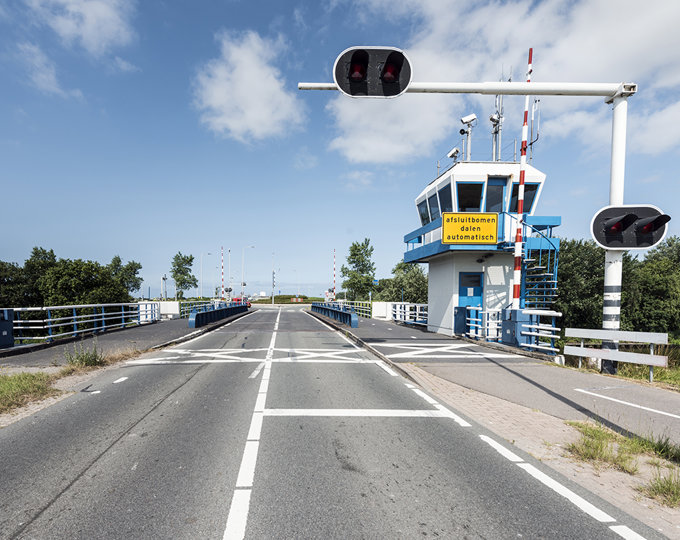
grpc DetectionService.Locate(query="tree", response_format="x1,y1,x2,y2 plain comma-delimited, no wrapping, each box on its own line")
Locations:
340,239,376,301
108,255,143,296
22,247,57,306
0,261,24,307
374,261,428,303
170,252,197,299
36,259,130,305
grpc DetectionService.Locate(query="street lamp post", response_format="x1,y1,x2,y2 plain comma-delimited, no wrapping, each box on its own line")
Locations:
241,245,255,301
200,252,211,299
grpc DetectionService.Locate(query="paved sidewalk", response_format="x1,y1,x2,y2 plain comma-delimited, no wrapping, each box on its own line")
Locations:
0,310,253,369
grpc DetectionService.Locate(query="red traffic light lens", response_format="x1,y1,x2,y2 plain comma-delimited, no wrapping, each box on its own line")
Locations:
381,63,399,83
608,221,623,233
641,222,654,234
349,63,366,82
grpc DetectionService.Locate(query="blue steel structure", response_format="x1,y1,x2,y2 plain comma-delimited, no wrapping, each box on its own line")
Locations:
311,302,359,328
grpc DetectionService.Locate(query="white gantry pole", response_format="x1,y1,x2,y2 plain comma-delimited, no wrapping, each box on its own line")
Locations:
511,48,533,310
601,95,628,374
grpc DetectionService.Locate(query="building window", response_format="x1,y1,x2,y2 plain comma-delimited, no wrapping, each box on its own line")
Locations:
417,200,430,225
456,183,483,212
438,183,453,213
485,177,506,213
428,193,440,221
509,183,539,213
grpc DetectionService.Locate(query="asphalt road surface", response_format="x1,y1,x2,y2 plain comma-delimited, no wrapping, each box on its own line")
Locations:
0,308,661,539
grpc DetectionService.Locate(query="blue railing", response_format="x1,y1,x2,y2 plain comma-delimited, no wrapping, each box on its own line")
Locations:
311,302,358,328
8,302,160,345
188,303,248,328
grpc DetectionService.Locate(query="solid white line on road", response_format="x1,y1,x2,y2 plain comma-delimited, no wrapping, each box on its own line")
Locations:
223,489,250,540
433,404,472,427
479,435,523,463
574,388,680,420
90,391,101,395
412,388,438,405
609,525,647,540
112,377,128,384
262,408,454,418
404,383,415,389
180,310,257,347
248,362,265,379
375,360,398,376
223,307,280,540
235,441,259,488
517,463,616,523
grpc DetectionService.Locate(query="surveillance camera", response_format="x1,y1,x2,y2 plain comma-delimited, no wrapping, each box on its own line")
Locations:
461,113,477,125
489,113,500,124
447,147,460,159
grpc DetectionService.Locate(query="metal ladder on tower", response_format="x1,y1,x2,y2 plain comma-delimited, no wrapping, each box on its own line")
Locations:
522,227,559,309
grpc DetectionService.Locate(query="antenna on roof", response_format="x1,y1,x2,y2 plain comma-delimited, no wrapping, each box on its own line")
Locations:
529,98,541,162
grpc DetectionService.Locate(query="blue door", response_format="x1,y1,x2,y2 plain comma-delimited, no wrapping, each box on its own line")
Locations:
459,272,483,308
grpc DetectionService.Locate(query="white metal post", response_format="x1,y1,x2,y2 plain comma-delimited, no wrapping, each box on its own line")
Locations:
601,96,628,374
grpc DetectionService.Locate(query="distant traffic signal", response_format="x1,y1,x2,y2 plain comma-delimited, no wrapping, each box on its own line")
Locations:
333,47,412,98
591,204,671,249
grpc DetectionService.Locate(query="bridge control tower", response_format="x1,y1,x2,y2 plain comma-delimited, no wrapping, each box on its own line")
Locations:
403,155,561,347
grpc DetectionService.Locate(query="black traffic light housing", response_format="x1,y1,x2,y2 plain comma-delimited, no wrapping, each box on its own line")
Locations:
333,47,412,98
591,204,671,249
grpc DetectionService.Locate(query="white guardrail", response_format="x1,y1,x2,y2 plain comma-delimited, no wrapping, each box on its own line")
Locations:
465,307,502,342
564,328,667,382
334,300,372,318
10,302,160,344
520,309,562,353
392,303,428,325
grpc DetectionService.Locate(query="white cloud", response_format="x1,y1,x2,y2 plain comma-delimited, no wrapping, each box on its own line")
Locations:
25,0,136,57
294,146,318,169
113,56,139,73
326,0,680,163
630,100,680,155
343,170,374,191
17,42,82,99
193,30,306,143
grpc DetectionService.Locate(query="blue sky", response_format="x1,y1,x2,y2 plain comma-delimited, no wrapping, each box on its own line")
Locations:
1,0,679,298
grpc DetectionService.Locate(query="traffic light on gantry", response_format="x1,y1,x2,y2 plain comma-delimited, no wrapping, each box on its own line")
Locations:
333,47,412,98
591,205,671,249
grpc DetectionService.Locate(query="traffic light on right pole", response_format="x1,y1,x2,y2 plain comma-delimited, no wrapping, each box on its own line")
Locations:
333,47,412,98
591,204,671,249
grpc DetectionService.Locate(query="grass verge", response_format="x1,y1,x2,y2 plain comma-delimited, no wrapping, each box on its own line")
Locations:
1,342,142,415
0,372,60,414
566,421,680,507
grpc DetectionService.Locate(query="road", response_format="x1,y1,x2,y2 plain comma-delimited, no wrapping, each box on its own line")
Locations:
0,307,660,539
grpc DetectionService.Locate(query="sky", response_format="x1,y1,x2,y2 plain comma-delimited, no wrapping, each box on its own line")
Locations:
1,0,680,299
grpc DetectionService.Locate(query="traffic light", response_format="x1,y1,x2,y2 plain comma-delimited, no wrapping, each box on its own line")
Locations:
591,204,671,249
333,47,412,98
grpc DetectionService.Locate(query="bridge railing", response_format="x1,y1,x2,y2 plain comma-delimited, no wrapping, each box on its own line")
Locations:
333,300,372,318
9,302,160,345
179,300,217,318
391,303,428,325
312,302,358,328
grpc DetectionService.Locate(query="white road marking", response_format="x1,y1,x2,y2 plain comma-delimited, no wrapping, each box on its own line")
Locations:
375,361,398,376
404,383,415,389
113,377,128,384
223,308,280,540
223,489,250,540
248,362,265,379
479,435,523,463
517,463,616,523
262,408,456,418
433,404,471,427
412,388,438,405
609,525,647,540
574,388,680,420
90,391,101,395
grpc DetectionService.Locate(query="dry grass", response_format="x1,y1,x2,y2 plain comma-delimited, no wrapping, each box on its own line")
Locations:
566,421,680,507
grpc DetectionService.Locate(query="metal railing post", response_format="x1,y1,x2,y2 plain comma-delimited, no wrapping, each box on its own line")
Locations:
47,309,53,342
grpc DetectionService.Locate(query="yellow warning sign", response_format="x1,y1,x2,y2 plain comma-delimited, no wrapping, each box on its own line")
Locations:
442,213,498,244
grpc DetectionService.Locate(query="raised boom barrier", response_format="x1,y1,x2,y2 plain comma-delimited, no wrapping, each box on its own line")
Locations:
188,304,249,328
311,302,358,328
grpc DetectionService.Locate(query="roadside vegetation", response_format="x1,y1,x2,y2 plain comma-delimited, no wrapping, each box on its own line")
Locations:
251,295,323,304
566,421,680,507
0,341,141,416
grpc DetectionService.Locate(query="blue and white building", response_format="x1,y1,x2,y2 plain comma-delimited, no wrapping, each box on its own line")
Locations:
403,157,561,346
